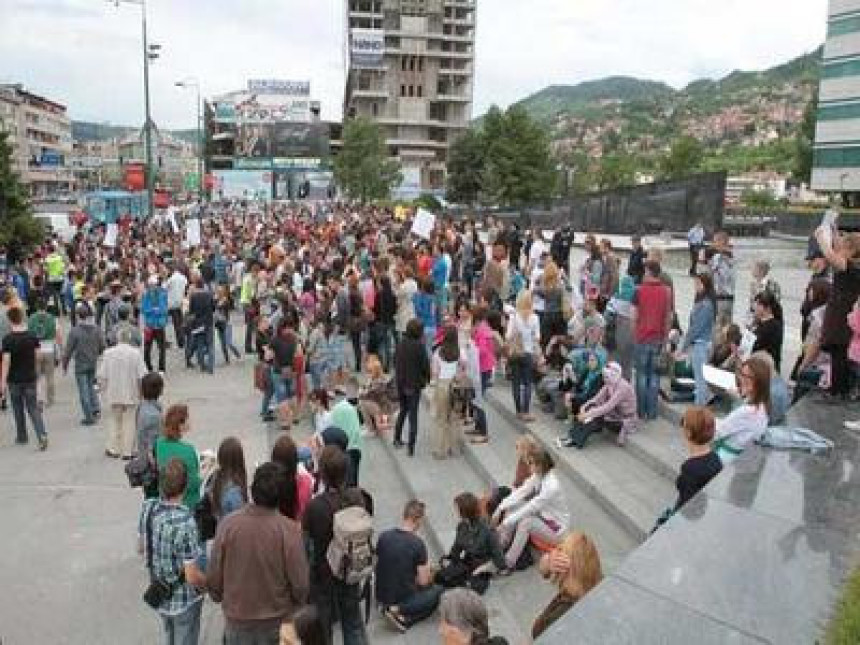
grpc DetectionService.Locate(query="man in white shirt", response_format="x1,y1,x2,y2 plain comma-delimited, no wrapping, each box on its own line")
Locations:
164,264,189,349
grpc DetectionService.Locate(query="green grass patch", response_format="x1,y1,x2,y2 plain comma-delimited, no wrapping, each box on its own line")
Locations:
826,567,860,645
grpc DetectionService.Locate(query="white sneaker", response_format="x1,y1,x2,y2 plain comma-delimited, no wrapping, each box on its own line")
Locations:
844,420,860,431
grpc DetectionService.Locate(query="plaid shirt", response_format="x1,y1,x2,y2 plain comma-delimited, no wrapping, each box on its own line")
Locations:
138,499,203,616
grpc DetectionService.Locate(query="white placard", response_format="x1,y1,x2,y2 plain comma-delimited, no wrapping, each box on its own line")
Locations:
411,208,435,240
477,232,489,245
103,223,118,248
168,207,179,233
186,218,201,247
703,365,738,393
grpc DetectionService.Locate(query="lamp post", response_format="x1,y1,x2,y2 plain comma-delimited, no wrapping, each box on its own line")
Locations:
111,0,159,219
175,79,203,201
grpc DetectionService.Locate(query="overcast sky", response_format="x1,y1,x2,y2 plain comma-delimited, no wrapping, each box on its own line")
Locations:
0,0,828,129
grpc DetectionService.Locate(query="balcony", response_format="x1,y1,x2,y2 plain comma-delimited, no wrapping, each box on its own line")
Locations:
352,88,389,99
436,93,471,102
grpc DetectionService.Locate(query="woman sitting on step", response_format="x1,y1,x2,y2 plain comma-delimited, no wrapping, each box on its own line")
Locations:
713,354,771,464
558,362,637,449
532,531,603,640
491,448,569,571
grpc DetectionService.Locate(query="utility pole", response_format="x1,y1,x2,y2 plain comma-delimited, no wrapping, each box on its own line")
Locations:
176,79,202,200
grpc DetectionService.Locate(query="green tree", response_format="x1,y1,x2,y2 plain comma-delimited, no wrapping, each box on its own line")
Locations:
414,193,443,212
659,135,704,180
793,89,817,184
740,187,780,210
446,129,485,205
596,152,636,190
482,105,556,206
0,129,43,261
333,117,401,202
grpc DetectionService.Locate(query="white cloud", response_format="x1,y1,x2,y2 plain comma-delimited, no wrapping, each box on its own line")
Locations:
0,0,828,128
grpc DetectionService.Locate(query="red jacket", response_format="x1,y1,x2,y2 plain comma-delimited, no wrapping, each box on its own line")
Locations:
634,278,671,344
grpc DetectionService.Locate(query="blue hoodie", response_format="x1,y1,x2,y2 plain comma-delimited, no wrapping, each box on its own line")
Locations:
142,287,168,329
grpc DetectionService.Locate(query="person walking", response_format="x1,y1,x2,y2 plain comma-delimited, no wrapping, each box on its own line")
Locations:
208,462,310,645
98,328,148,459
632,261,672,421
187,277,215,374
63,302,105,426
142,275,169,373
165,262,188,350
155,404,202,511
393,319,431,457
137,372,165,499
138,458,207,645
44,244,66,316
709,231,736,336
687,221,705,276
0,306,48,450
27,295,60,408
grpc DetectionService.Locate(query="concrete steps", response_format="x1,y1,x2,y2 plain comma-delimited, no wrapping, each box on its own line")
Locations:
373,404,540,644
486,386,677,542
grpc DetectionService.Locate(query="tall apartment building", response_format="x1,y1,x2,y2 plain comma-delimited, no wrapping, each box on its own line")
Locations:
0,84,74,199
344,0,476,199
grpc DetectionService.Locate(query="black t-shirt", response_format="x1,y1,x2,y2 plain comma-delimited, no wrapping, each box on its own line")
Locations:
375,528,427,606
189,290,214,326
674,451,723,510
752,317,784,372
2,330,39,384
270,336,296,370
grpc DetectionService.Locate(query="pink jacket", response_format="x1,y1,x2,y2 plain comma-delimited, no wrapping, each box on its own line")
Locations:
582,363,638,434
848,308,860,364
473,321,497,373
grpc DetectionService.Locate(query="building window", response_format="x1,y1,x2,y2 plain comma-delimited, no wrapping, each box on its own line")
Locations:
401,85,407,97
402,57,408,71
372,102,379,116
418,57,424,72
408,85,414,97
409,57,415,71
417,86,423,98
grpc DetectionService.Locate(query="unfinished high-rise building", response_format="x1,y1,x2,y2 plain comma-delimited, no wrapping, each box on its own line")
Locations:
344,0,476,199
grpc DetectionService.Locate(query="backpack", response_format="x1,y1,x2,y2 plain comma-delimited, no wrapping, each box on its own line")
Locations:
326,498,375,586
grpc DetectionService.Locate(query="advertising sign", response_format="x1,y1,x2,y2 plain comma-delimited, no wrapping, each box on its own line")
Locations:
124,163,145,191
351,29,385,68
213,97,310,124
269,123,327,158
247,79,310,96
237,124,271,158
212,169,272,200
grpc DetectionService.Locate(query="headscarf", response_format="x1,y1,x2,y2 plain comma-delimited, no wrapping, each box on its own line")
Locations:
616,275,636,303
603,361,623,385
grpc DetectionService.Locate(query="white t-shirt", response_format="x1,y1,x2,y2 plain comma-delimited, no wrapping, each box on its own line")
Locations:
507,312,541,355
434,352,459,380
165,272,189,310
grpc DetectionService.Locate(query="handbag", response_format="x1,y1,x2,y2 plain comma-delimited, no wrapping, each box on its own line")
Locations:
125,455,153,488
194,485,218,542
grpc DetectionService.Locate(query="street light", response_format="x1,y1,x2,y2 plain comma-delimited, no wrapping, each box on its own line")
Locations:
175,78,203,201
110,0,158,219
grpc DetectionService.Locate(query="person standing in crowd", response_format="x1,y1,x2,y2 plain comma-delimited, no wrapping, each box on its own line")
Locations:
138,458,207,645
63,302,104,426
137,372,165,499
1,306,48,450
240,261,260,355
627,235,646,284
374,274,398,372
214,284,242,365
302,446,370,645
393,319,430,457
188,277,215,374
28,295,60,408
687,221,705,276
431,326,461,459
815,227,860,401
98,328,148,460
271,433,314,521
208,461,309,645
678,273,716,406
709,231,736,335
330,386,364,486
395,266,418,344
632,261,672,421
156,404,202,511
165,262,188,350
44,244,66,316
142,275,169,374
376,500,442,632
507,290,541,422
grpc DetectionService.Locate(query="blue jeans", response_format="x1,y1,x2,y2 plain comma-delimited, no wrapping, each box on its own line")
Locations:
9,382,46,443
691,341,711,406
75,369,99,421
273,369,294,403
396,584,443,627
194,325,214,374
510,353,534,414
260,367,275,416
376,323,395,372
313,580,368,645
308,361,326,391
634,343,661,420
160,600,202,645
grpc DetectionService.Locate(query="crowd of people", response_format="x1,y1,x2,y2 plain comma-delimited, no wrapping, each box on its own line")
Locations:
2,199,859,644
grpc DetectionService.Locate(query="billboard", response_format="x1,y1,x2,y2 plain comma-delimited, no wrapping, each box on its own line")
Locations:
247,79,310,96
351,29,385,68
212,169,272,200
212,96,311,124
270,123,327,158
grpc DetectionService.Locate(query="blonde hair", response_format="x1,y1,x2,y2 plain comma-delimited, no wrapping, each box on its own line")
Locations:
515,435,539,460
516,289,534,316
542,262,560,289
552,532,603,600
